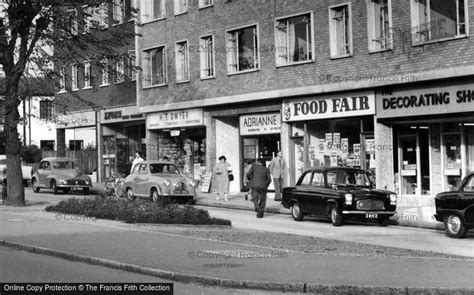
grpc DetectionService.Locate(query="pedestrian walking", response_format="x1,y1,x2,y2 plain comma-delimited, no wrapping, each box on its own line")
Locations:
268,151,287,202
214,155,231,201
243,159,254,201
130,151,144,173
246,158,272,218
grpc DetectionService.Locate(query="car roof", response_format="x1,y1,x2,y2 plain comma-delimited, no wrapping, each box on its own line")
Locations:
41,157,77,162
141,161,175,165
303,166,367,173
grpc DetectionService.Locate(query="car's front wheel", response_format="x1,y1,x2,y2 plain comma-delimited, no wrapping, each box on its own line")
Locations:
291,202,304,221
444,214,468,238
51,180,58,195
32,179,40,193
126,188,135,201
330,206,343,226
150,188,160,203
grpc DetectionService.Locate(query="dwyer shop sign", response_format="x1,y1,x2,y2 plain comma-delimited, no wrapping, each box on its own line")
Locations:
147,108,203,129
377,84,474,118
282,91,375,122
240,113,281,135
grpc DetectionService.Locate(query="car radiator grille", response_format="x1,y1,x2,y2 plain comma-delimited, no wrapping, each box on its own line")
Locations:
66,179,86,185
173,182,189,195
356,199,385,210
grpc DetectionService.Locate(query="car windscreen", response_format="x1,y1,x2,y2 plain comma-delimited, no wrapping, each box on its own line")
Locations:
52,161,77,169
327,170,372,187
149,163,179,174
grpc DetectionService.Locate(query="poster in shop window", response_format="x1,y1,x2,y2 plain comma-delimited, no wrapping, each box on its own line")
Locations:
319,140,325,154
333,133,341,149
325,133,333,150
341,138,349,154
201,172,212,193
330,154,338,166
353,144,361,156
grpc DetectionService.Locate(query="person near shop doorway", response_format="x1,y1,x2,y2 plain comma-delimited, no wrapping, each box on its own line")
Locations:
268,151,287,202
214,155,231,201
130,151,144,173
243,159,254,201
246,158,272,218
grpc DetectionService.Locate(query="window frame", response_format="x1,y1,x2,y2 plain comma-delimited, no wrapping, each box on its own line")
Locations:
100,58,110,87
198,0,213,9
71,64,79,91
141,0,166,23
175,40,190,83
328,3,353,59
83,61,92,89
142,45,167,88
199,34,216,79
58,67,66,93
367,0,393,52
410,0,469,45
39,100,54,121
274,11,314,67
174,0,188,16
225,23,260,75
112,0,125,25
114,56,125,84
128,50,136,81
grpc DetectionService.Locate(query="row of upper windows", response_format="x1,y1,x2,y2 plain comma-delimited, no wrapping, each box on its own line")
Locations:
140,0,213,22
141,0,469,88
58,52,136,93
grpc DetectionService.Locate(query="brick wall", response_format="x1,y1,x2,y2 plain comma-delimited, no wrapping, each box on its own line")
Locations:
138,0,474,109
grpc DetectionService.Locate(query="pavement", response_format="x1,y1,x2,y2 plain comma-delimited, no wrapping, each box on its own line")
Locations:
1,185,474,294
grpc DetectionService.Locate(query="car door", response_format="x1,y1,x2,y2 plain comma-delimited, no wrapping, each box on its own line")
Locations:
294,171,317,215
37,161,52,187
308,171,328,216
460,174,474,225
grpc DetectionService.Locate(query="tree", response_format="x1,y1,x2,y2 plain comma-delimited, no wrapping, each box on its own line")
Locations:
0,1,135,206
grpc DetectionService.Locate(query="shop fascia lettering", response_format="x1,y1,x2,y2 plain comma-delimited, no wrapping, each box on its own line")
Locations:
101,106,144,123
240,113,281,135
283,91,375,122
377,84,474,119
147,108,204,130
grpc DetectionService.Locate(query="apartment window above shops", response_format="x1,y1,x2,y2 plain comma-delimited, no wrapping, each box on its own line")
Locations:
58,67,66,93
200,35,215,79
275,13,313,66
0,99,4,125
39,100,54,121
83,61,92,89
100,58,110,86
128,50,136,81
367,0,392,51
226,25,259,74
175,0,188,15
199,0,213,9
113,0,125,25
71,64,79,91
64,8,78,36
114,56,125,84
143,46,167,87
175,41,189,82
141,0,165,22
411,0,468,44
329,4,352,58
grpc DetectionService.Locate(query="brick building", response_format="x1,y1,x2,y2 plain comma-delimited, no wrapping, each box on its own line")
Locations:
55,1,142,180
136,0,474,227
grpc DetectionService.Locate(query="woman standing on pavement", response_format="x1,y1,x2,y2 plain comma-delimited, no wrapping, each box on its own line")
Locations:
214,156,231,201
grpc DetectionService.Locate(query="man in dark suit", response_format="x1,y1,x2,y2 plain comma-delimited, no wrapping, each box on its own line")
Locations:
246,158,272,218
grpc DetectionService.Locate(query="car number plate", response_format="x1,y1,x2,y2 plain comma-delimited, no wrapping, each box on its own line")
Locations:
366,213,378,219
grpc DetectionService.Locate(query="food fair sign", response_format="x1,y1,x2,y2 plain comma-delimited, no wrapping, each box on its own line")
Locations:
240,113,281,135
282,91,375,122
377,84,474,118
147,108,203,129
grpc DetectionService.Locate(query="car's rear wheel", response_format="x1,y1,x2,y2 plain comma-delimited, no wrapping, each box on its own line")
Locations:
126,188,135,201
330,206,343,226
291,202,304,221
150,188,160,203
444,215,468,238
378,218,389,227
51,180,58,195
32,179,40,193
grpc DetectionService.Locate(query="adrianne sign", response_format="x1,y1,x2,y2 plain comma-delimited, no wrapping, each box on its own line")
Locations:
282,91,375,122
240,113,281,135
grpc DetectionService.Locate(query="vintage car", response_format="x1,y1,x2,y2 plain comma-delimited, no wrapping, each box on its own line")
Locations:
31,157,92,194
434,172,474,238
123,160,197,203
0,155,33,186
282,167,397,226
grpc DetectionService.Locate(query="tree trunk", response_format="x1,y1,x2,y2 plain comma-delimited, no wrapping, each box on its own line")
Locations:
4,90,25,206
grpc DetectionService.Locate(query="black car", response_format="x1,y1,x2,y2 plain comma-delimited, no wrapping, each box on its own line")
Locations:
282,167,397,226
434,172,474,238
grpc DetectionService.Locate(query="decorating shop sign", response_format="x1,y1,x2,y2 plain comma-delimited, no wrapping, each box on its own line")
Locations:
240,112,281,135
282,91,375,122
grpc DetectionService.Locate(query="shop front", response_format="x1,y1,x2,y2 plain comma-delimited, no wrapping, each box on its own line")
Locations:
99,105,146,181
376,79,474,228
146,108,206,183
282,91,376,185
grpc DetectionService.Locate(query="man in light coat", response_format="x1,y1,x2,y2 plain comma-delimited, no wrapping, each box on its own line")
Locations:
268,151,287,202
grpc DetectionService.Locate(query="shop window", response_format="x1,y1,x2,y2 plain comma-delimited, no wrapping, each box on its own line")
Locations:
226,25,259,74
39,100,54,121
141,0,166,22
275,13,313,66
143,46,166,87
466,124,474,174
175,41,189,82
175,0,188,15
199,0,213,8
411,0,468,44
71,64,79,91
40,140,55,151
329,4,352,58
367,0,392,51
200,35,215,79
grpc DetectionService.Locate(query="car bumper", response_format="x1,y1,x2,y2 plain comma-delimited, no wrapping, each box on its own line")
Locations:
342,211,397,215
57,184,92,189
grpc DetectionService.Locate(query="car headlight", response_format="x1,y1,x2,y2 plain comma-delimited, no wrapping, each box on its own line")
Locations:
60,180,67,185
389,194,397,205
85,180,90,185
163,180,171,187
344,193,353,205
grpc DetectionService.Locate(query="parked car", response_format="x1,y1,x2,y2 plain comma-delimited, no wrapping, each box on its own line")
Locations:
123,160,197,203
434,172,474,238
31,157,92,194
282,167,397,226
0,155,33,186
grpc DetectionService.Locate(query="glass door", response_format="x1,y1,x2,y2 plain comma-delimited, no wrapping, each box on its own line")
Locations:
399,135,417,195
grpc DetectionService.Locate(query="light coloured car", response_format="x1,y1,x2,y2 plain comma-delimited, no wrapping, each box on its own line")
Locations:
0,155,33,186
32,157,92,194
124,160,196,202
